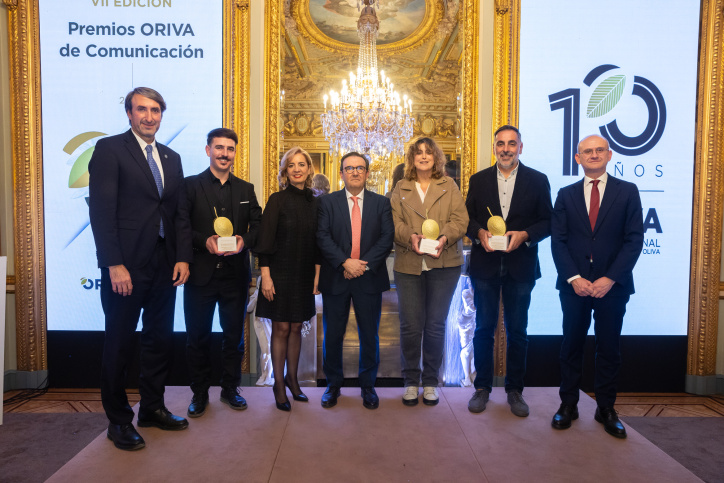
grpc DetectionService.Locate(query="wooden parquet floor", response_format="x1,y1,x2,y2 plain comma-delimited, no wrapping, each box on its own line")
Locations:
3,388,724,416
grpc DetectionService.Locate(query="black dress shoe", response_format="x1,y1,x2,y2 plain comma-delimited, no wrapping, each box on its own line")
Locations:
220,386,248,410
187,392,209,418
107,423,145,451
321,386,340,408
551,403,579,430
595,407,627,439
137,406,189,431
273,384,291,412
361,387,379,410
285,376,309,402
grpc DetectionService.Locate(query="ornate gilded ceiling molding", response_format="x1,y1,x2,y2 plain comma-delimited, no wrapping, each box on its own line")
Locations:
225,0,251,181
459,0,479,199
492,0,519,168
263,0,282,200
688,0,722,380
6,0,47,371
291,0,445,56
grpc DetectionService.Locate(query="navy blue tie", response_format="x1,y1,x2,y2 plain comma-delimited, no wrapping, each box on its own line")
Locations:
145,144,164,238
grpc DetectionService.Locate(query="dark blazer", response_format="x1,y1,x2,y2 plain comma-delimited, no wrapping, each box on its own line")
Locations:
89,129,191,269
317,188,394,295
551,175,643,296
465,162,552,281
176,168,261,286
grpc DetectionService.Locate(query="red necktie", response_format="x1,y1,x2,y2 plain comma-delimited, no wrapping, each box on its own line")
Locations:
351,196,361,259
589,179,600,230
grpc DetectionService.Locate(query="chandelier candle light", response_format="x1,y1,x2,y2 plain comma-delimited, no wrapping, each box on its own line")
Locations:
321,0,414,159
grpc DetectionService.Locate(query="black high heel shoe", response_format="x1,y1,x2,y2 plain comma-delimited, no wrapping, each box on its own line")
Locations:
284,376,309,402
273,384,291,412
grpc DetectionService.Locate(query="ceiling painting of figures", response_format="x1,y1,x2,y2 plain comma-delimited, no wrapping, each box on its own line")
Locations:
308,0,427,45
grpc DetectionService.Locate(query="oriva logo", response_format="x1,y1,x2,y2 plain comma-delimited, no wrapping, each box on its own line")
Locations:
80,277,102,290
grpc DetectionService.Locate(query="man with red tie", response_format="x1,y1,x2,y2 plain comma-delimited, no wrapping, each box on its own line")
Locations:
316,152,394,409
550,134,644,438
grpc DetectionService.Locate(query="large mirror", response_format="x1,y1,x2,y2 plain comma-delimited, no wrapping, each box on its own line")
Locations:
265,0,477,198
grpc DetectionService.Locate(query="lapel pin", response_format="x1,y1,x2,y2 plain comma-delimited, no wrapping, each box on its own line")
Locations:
164,154,168,158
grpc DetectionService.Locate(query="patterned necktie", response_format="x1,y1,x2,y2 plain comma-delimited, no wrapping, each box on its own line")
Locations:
589,179,600,230
145,144,164,238
351,196,361,259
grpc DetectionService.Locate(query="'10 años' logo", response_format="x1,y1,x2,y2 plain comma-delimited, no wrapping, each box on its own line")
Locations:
549,64,666,176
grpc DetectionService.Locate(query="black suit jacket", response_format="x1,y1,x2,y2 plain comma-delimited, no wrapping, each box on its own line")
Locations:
317,189,394,295
551,175,644,296
89,129,191,269
176,168,261,286
465,162,552,282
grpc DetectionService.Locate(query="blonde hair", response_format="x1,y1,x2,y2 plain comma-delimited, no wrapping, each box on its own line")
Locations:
404,137,446,181
278,146,315,189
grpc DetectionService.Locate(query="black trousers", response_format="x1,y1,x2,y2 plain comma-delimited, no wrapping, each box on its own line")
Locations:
322,286,382,388
183,266,249,394
558,290,629,409
100,239,176,425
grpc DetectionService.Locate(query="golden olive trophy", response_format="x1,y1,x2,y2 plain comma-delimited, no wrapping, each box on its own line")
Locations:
486,207,508,251
213,207,236,252
419,210,440,255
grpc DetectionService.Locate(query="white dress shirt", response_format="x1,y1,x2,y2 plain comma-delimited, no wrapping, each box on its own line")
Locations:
496,163,518,220
345,188,364,218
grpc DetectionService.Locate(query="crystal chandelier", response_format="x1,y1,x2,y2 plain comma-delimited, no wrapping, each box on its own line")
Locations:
321,0,414,159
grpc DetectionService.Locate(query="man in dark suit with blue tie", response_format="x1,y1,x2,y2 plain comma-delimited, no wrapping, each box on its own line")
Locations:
177,128,261,417
89,87,192,451
317,152,394,409
550,134,644,438
465,125,552,417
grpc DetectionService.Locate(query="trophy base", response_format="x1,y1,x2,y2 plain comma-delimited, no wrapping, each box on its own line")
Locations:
420,238,439,255
489,235,508,251
217,236,237,252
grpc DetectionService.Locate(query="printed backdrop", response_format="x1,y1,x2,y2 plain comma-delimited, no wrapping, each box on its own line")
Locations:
519,0,700,335
41,0,223,330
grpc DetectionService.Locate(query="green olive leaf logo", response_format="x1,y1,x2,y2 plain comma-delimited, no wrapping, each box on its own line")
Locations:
586,74,626,118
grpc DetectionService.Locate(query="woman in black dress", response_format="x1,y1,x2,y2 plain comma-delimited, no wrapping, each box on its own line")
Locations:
255,146,320,411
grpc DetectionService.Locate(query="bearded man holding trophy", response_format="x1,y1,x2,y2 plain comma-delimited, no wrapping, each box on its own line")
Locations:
389,137,469,406
176,128,262,417
464,125,552,417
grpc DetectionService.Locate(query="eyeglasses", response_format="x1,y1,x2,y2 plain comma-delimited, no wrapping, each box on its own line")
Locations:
579,147,608,156
342,166,367,174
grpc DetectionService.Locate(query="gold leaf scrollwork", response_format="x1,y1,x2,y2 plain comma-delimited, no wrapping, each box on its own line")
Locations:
495,0,511,15
236,0,249,10
3,0,19,10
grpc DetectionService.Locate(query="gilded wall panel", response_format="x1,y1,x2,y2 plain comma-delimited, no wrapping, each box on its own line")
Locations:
6,0,47,371
688,0,723,379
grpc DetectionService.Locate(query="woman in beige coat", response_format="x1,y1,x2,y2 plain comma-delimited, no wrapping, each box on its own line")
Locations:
390,137,469,406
